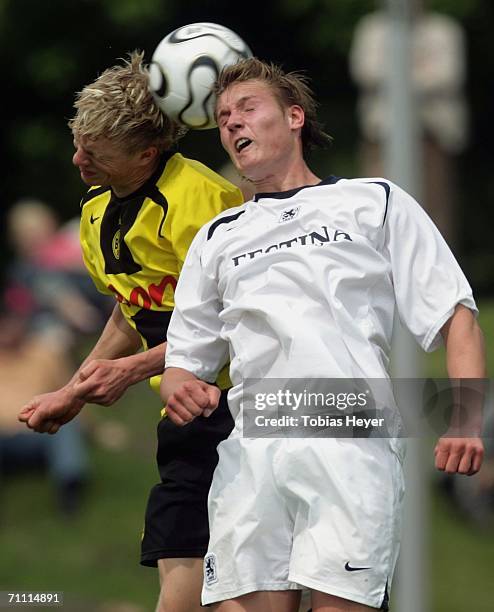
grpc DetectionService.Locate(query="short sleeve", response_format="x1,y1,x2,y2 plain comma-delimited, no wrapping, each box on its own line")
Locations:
79,218,111,295
170,180,242,274
165,226,229,381
384,184,477,352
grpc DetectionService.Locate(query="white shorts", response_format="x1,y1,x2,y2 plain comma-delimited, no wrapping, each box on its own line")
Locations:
202,437,404,609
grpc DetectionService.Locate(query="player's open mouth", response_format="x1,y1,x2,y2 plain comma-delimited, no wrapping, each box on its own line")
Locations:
235,137,252,153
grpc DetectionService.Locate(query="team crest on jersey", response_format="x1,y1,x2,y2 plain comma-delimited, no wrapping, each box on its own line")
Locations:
112,229,121,260
279,206,300,223
204,552,218,586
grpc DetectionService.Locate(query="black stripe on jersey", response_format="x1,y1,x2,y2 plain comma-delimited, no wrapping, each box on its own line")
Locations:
366,181,391,226
320,175,342,185
207,210,246,240
131,308,173,348
380,580,389,611
100,194,143,274
80,185,111,207
254,175,341,202
146,186,169,238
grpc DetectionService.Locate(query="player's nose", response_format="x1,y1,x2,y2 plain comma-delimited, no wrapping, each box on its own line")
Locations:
72,146,88,167
226,110,243,131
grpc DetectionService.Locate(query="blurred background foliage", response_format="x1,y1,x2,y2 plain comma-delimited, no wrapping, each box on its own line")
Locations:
1,0,493,292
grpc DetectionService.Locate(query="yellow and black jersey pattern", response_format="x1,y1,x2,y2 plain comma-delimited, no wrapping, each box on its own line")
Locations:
80,152,243,391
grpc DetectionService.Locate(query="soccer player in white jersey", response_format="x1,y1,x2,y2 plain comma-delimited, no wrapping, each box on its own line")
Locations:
160,58,485,612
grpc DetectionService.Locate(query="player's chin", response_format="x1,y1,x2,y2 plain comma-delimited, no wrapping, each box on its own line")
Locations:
79,170,100,185
227,152,244,174
230,147,253,172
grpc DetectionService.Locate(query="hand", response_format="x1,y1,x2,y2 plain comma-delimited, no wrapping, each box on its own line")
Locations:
166,380,221,426
72,358,135,406
18,388,85,434
434,434,484,476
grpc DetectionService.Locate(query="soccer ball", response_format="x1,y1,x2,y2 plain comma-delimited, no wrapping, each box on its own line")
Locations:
148,22,252,130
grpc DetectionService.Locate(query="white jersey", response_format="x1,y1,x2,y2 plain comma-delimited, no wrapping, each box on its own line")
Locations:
165,176,477,425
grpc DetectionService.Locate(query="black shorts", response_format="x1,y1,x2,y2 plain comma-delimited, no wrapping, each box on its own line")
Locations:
140,390,233,566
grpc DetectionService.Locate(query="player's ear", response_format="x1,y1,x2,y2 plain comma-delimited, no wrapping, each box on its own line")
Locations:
139,146,159,165
288,105,305,131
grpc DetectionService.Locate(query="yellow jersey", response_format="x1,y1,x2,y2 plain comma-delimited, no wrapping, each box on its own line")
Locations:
79,151,243,392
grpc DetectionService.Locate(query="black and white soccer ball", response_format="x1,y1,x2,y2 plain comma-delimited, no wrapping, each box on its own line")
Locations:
148,22,252,130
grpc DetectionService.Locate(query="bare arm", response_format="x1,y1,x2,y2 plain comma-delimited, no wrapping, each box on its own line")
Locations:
72,303,165,405
18,304,166,433
434,304,486,475
160,367,221,426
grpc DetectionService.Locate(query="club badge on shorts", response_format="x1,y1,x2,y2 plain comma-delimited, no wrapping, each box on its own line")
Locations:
204,552,218,586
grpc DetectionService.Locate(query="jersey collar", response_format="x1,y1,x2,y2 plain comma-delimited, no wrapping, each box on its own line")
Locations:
253,175,341,202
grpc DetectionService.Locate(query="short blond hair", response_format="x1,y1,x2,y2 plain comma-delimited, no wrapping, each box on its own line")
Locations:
68,51,186,154
215,58,332,154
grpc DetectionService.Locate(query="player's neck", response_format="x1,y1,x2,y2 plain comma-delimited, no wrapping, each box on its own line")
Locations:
251,161,320,195
112,157,160,198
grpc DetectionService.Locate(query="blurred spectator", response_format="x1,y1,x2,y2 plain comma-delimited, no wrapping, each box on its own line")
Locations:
349,0,468,246
5,198,111,338
0,198,112,518
0,307,88,516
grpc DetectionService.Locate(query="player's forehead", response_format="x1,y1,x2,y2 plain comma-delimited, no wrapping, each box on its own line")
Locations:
216,80,278,112
73,134,121,155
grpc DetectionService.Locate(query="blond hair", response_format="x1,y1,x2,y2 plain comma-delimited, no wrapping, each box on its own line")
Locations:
215,58,332,154
68,51,186,154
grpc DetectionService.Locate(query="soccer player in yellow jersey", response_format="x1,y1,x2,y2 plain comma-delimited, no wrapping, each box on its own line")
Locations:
18,51,243,612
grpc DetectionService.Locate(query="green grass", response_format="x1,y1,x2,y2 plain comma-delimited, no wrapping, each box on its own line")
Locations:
0,382,160,611
1,302,493,610
431,489,494,612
